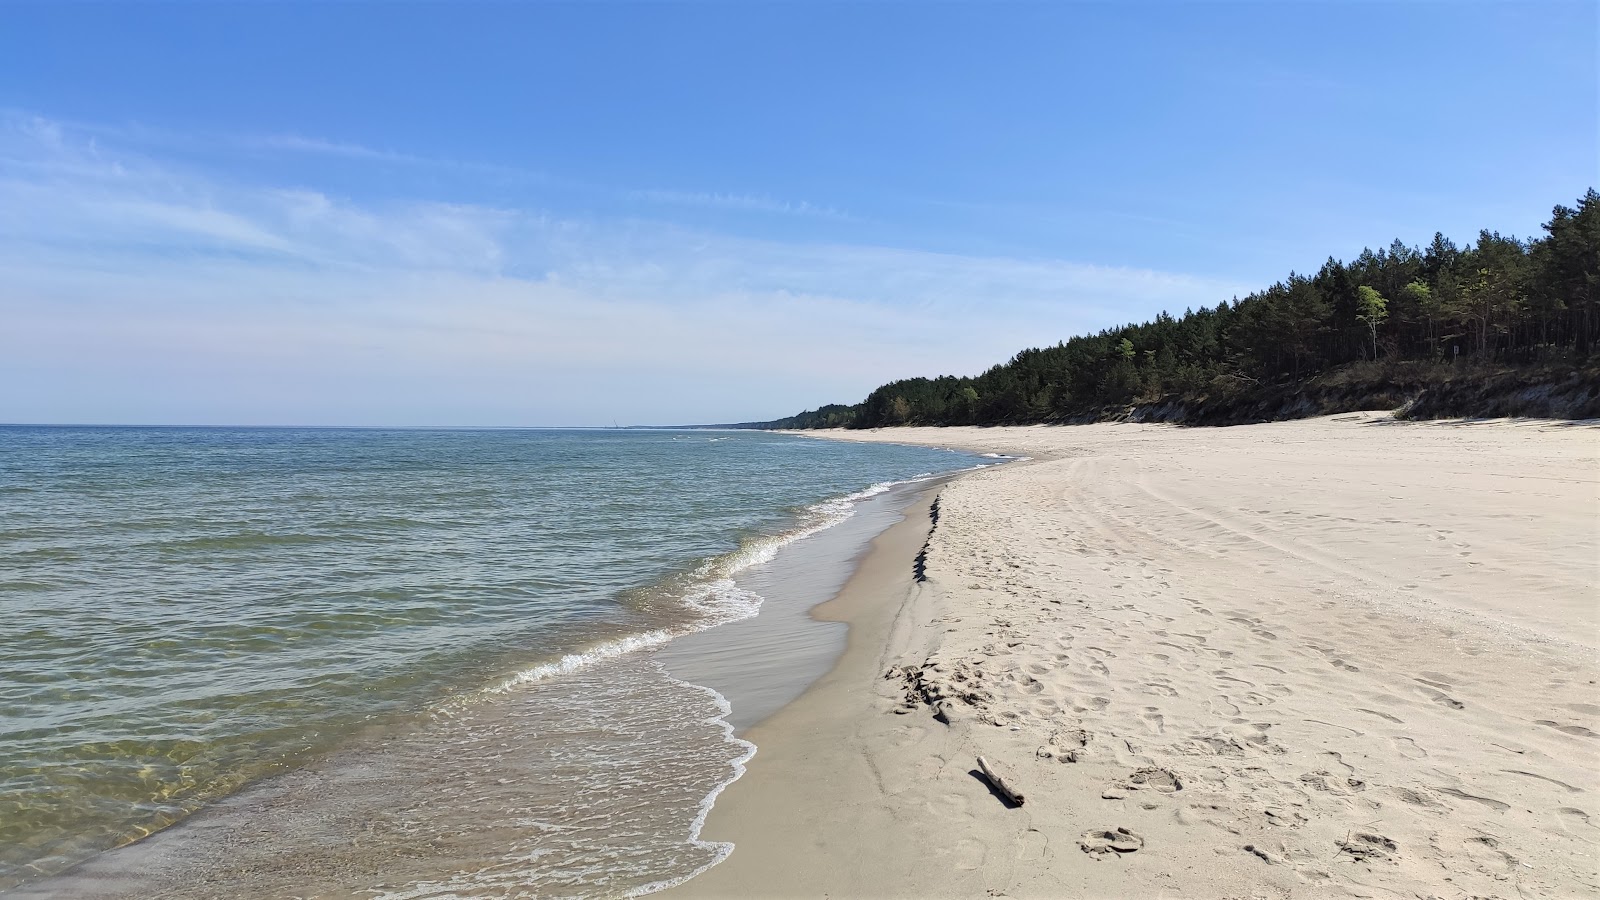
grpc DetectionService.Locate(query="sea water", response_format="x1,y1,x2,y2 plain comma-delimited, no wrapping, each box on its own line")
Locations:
0,426,983,896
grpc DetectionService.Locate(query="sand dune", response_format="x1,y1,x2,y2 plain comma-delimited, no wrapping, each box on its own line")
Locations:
673,413,1599,899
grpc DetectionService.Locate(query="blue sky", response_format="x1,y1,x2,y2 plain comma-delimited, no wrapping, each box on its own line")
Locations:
2,2,1594,425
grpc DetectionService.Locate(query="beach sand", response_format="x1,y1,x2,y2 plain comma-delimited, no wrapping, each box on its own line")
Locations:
669,413,1600,899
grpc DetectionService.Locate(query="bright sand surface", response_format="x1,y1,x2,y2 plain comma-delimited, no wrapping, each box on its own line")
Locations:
669,413,1600,899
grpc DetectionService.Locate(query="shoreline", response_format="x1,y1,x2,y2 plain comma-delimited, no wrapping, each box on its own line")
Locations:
661,475,957,898
671,414,1600,898
8,453,984,899
645,472,973,896
656,472,974,734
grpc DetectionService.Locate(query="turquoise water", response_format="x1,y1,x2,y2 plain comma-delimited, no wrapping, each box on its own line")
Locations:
0,426,978,892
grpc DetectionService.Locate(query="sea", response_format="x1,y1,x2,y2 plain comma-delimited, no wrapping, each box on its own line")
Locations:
0,426,990,897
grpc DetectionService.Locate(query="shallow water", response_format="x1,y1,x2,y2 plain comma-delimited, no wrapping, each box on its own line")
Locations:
0,426,980,893
657,477,946,732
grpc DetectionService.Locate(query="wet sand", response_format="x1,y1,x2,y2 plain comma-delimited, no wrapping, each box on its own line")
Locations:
656,477,957,732
671,413,1600,899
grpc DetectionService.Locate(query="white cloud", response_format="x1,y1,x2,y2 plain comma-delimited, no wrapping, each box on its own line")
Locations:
630,188,850,219
0,113,1250,425
246,134,423,164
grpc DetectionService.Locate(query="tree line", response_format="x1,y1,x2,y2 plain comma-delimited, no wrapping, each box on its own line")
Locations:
769,189,1599,429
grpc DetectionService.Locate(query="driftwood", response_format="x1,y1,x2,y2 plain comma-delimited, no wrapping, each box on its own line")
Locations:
976,755,1025,806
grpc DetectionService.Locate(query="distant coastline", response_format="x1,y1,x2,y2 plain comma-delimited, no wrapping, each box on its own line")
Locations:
741,189,1599,430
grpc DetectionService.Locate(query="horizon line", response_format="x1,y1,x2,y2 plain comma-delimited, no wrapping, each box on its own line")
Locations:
0,421,763,431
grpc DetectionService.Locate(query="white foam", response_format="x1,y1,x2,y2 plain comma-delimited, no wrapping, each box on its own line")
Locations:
668,476,918,626
489,629,677,692
626,675,757,898
427,464,983,896
479,474,926,697
679,579,764,624
370,659,758,900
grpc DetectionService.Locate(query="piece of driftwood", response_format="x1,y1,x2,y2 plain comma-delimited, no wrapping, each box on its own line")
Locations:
976,755,1025,806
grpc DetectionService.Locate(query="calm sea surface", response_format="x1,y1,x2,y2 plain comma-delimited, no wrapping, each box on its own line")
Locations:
0,426,980,895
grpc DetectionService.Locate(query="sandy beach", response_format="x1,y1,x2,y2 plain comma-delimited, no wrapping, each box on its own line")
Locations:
670,413,1600,899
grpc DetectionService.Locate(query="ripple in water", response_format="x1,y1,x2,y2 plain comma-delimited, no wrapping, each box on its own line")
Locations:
15,657,750,899
1,427,980,893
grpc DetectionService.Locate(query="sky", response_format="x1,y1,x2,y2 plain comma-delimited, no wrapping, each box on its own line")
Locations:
2,2,1595,426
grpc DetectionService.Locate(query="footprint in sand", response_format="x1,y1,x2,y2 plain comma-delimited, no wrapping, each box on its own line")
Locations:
1104,767,1182,798
886,724,929,750
1208,697,1242,718
1535,720,1600,738
1018,828,1048,862
1436,786,1510,812
1556,807,1594,833
952,837,987,870
1079,827,1143,857
1414,686,1465,710
1391,786,1445,812
1042,727,1089,762
930,791,972,819
1264,807,1308,828
1336,832,1397,862
1300,771,1366,795
1463,834,1517,873
1140,709,1165,735
1129,767,1182,792
1390,736,1427,760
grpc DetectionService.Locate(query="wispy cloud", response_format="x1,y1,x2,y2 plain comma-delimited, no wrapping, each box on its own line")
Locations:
631,188,850,220
6,110,854,224
0,112,1250,425
245,133,427,165
244,132,850,220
